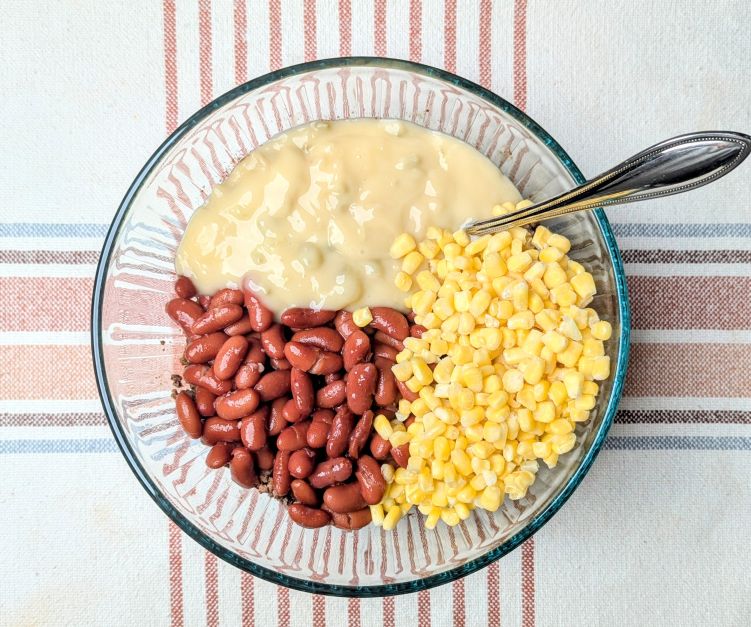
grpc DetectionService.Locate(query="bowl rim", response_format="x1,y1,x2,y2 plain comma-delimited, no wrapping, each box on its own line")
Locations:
91,56,631,597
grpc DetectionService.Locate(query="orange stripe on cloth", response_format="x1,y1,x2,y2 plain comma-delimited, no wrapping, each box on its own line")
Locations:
0,277,92,332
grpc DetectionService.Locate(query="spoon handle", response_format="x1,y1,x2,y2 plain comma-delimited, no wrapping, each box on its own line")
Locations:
465,131,751,235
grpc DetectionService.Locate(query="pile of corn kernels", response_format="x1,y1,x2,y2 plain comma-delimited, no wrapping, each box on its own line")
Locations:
370,201,612,530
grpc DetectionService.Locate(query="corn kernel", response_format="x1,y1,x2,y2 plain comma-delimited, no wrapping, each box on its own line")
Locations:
547,233,571,253
374,414,393,439
370,504,385,526
352,307,373,327
502,369,525,393
382,505,402,530
507,251,533,273
402,250,425,274
478,486,502,511
394,271,413,292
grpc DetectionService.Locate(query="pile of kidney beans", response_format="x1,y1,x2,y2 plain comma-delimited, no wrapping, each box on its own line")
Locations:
166,276,425,530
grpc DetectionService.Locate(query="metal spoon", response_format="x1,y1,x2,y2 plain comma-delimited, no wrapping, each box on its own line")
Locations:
464,131,751,235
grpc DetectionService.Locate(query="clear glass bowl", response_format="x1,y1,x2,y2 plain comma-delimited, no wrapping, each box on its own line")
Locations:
92,58,630,596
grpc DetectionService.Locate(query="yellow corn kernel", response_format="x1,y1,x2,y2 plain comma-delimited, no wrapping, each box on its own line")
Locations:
394,271,413,292
402,250,425,274
390,431,411,447
548,380,567,406
468,441,494,460
405,376,423,393
389,233,417,259
352,307,373,327
534,400,556,423
550,284,577,307
425,508,441,530
431,459,445,480
411,290,437,315
381,464,395,483
370,504,385,526
548,418,573,435
547,233,571,253
575,394,596,411
392,361,413,382
563,370,584,398
523,261,546,282
374,414,393,439
535,310,558,332
411,358,433,386
582,380,599,396
432,436,451,462
462,366,484,392
452,230,470,246
439,509,460,526
454,502,472,520
539,246,564,263
418,239,440,259
482,252,507,279
382,505,402,530
502,369,525,393
543,263,568,288
511,280,529,312
415,270,441,293
571,272,596,300
508,311,534,330
567,260,586,276
518,408,536,433
469,290,492,317
590,355,611,380
451,449,472,476
559,315,582,341
551,432,577,455
443,243,463,259
507,251,533,273
531,225,551,249
520,357,545,385
532,440,552,459
478,485,502,512
557,340,583,368
569,408,590,423
541,330,568,353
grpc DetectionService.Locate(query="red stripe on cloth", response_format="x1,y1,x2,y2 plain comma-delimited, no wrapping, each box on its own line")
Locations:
0,277,92,332
382,595,395,627
241,573,254,626
277,586,290,626
269,0,282,70
304,0,317,62
452,578,466,627
312,595,326,627
444,0,457,73
169,522,184,627
199,0,213,106
409,0,421,61
418,589,431,627
487,561,501,626
479,0,492,88
348,598,361,627
0,346,97,399
513,0,527,110
163,0,178,131
374,0,387,56
521,538,535,627
339,0,352,56
205,552,219,627
234,0,248,84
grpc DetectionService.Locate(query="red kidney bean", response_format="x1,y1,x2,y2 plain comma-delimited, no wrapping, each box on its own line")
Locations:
184,332,227,364
267,397,289,436
391,443,410,468
290,368,314,415
404,415,415,428
230,447,257,488
326,407,354,458
208,288,244,309
290,479,319,507
307,410,334,448
395,377,419,402
166,298,204,333
276,421,311,451
329,508,372,530
373,342,398,362
348,410,374,458
324,372,342,384
407,311,417,322
175,391,202,439
323,482,367,514
282,398,305,423
260,324,286,359
291,327,344,352
234,362,264,389
284,342,342,375
254,370,291,401
272,451,291,496
205,441,234,468
355,455,386,505
202,417,240,445
246,337,266,364
342,330,370,371
410,324,427,338
240,406,268,451
244,290,273,333
174,276,197,299
373,331,404,352
375,364,398,407
224,314,254,336
346,363,377,414
334,310,358,339
370,434,392,460
316,380,346,408
309,352,342,375
198,295,211,309
368,307,409,340
288,448,316,479
183,364,233,396
194,386,216,417
374,356,396,372
213,335,249,380
215,388,261,420
287,503,330,528
192,304,244,335
270,357,291,370
309,457,352,489
255,446,275,470
280,308,337,328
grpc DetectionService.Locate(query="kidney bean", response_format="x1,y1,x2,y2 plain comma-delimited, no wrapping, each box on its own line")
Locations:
205,441,234,468
198,295,211,309
373,342,398,362
276,420,311,451
194,387,216,417
410,324,427,338
202,417,240,445
329,507,372,530
282,398,305,423
272,451,291,496
375,364,398,407
342,330,370,371
347,410,374,458
316,380,346,408
307,410,334,448
267,397,289,436
255,446,275,471
183,364,233,396
324,372,342,384
192,304,244,335
287,503,330,528
230,447,257,488
370,434,392,460
404,415,415,428
234,362,264,389
174,276,197,299
175,391,202,439
291,327,344,352
326,407,354,458
270,357,291,370
208,288,244,309
215,388,261,420
280,308,337,328
290,368,314,415
374,356,396,372
356,455,386,505
224,314,254,336
246,337,266,364
373,331,404,352
391,443,410,468
346,363,377,414
166,298,204,333
260,324,286,359
254,370,291,401
213,335,249,380
309,457,352,489
334,310,358,339
244,290,273,333
240,406,268,451
288,448,316,479
323,482,367,514
395,378,419,402
290,479,319,506
184,332,227,364
369,307,409,341
309,352,342,375
284,342,342,375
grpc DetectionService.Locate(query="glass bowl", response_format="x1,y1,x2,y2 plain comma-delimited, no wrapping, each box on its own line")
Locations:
92,57,630,596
